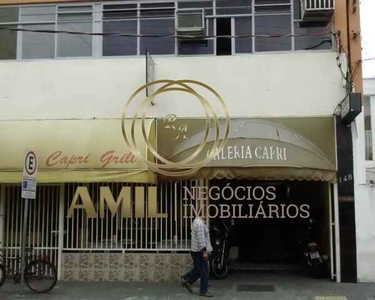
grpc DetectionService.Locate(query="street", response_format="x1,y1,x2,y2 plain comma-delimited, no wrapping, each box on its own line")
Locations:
1,271,375,300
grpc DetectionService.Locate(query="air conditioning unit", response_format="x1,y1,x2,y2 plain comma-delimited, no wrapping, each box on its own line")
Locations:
176,10,205,39
301,0,334,22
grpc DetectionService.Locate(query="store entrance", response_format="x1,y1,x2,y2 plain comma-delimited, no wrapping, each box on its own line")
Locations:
209,179,331,275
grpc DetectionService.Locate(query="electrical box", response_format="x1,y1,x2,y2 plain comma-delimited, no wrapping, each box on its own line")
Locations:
341,93,362,125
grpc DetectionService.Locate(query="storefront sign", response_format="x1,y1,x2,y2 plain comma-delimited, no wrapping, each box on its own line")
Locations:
182,185,310,219
45,150,136,169
0,119,156,183
67,186,167,219
209,145,287,161
157,117,337,181
67,184,310,220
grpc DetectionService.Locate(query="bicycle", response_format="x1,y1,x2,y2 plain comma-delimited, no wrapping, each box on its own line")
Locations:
0,245,57,293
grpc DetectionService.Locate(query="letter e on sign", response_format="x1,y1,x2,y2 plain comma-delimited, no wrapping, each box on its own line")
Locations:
21,151,38,199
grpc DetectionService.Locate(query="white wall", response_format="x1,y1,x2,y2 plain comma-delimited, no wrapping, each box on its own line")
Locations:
355,184,375,282
0,51,345,120
364,78,375,96
355,78,375,282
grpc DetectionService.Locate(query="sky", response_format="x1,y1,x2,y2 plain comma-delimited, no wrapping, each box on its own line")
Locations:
361,0,375,78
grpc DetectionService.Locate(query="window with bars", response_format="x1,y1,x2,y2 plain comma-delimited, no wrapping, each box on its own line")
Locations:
0,0,332,60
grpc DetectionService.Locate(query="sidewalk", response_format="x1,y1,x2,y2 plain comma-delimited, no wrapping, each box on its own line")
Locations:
1,271,375,300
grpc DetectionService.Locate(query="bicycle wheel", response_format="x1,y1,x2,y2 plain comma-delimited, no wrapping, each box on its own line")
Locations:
0,264,5,287
25,260,57,293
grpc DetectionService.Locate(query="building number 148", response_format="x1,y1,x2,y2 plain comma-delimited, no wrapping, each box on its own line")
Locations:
339,174,353,183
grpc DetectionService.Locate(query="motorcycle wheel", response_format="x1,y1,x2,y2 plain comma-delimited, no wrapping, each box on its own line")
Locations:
0,264,5,287
211,255,229,280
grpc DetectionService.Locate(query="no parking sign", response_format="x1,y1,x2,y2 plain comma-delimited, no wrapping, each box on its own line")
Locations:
21,150,38,199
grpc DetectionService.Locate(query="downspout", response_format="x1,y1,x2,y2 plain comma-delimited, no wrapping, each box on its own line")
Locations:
346,0,352,92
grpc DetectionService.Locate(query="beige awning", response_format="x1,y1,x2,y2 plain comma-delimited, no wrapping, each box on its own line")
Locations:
0,119,157,183
157,118,337,182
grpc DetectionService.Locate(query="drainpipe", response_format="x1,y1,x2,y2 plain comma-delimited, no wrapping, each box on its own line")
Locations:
346,0,352,91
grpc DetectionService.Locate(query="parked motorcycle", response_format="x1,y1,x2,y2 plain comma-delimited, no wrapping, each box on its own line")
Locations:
209,219,235,279
299,218,327,279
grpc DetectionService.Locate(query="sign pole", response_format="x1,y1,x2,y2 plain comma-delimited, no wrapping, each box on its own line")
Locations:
20,150,38,293
20,198,29,292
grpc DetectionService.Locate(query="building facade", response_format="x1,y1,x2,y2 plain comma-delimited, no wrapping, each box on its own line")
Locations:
354,78,375,282
0,0,364,283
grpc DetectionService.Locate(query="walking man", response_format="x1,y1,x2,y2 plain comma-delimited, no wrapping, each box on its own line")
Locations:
181,216,213,297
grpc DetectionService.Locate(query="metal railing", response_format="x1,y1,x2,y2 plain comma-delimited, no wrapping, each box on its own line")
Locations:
63,181,206,252
302,0,335,10
0,179,208,277
1,185,59,275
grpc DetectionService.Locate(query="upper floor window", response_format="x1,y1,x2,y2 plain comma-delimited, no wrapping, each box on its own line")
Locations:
21,6,55,59
364,96,373,161
0,0,333,61
57,6,93,57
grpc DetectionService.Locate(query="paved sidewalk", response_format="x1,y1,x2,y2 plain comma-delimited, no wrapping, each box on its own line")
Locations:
1,271,375,300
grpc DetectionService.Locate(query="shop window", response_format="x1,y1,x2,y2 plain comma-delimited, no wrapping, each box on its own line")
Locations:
364,96,373,161
0,7,19,59
255,15,292,52
57,6,93,58
235,17,252,53
216,18,232,56
20,6,55,59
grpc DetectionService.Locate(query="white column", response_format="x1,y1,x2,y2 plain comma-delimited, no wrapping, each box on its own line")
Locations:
0,185,5,247
334,183,341,283
352,112,366,184
57,184,65,280
92,4,102,58
328,183,334,280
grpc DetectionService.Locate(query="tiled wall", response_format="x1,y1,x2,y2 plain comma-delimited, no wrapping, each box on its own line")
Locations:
61,253,193,282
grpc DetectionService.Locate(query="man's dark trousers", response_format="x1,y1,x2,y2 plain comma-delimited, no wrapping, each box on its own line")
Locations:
182,251,209,294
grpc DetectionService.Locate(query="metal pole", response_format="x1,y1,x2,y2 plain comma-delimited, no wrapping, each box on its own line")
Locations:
333,184,341,283
20,198,29,291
